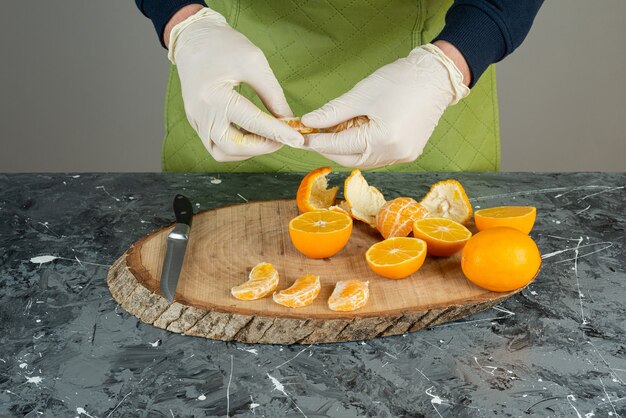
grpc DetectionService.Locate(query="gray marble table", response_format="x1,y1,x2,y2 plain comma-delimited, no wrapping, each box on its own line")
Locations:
0,172,625,417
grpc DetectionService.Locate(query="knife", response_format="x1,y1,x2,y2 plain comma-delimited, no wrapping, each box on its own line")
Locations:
160,194,193,303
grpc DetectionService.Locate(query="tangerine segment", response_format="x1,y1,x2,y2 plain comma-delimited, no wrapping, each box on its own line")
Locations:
296,166,339,213
461,227,541,292
344,169,386,228
273,274,321,308
289,210,353,259
231,262,279,300
280,117,319,134
474,206,537,234
412,217,472,257
328,280,370,312
365,237,427,279
376,197,429,239
420,179,472,224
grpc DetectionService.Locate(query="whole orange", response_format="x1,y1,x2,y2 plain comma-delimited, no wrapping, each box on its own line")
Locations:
461,227,541,292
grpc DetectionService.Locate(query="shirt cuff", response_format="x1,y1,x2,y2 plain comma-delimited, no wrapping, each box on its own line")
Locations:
138,0,206,48
434,4,510,88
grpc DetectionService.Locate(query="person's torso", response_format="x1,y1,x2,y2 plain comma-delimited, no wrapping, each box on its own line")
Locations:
163,0,500,172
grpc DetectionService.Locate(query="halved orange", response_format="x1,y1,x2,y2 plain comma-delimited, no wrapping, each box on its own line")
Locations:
328,279,370,312
420,180,472,224
231,262,279,300
296,166,339,213
413,217,472,257
365,237,427,279
376,197,429,239
474,206,537,234
289,210,353,259
273,274,321,308
344,169,386,228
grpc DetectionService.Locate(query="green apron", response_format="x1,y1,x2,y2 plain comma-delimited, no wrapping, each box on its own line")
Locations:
163,0,500,172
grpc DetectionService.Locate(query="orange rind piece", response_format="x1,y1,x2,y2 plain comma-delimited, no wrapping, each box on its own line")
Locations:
289,210,353,259
328,279,370,312
420,179,473,224
365,237,427,280
474,206,537,234
296,166,339,213
231,262,279,301
344,169,386,228
376,197,429,239
273,274,321,308
412,217,472,257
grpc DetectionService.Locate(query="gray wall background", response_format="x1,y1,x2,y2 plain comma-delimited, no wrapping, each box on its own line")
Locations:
1,1,625,172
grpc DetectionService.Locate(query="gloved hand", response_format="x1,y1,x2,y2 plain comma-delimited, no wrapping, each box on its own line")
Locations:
168,8,303,162
301,44,469,168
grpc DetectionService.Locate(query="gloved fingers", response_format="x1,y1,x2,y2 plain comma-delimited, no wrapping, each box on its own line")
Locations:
227,92,304,147
243,64,294,118
301,93,363,129
302,125,369,155
213,125,284,159
316,152,363,169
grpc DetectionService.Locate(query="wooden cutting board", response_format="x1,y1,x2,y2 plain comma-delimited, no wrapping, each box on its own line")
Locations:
107,200,518,344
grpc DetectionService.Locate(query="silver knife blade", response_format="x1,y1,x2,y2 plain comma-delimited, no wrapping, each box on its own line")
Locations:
160,223,190,303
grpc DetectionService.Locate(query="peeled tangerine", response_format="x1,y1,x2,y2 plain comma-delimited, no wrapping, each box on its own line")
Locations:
280,116,369,135
273,274,321,308
376,197,428,239
231,262,279,300
461,227,541,292
344,169,386,228
328,280,370,312
420,180,472,224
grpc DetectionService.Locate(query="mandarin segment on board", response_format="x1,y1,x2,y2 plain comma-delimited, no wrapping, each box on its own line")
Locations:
327,279,370,312
420,179,472,224
344,169,386,228
461,227,541,292
272,274,321,308
365,237,427,279
231,262,279,301
412,217,472,256
474,206,537,234
376,197,429,239
296,166,339,213
288,210,353,258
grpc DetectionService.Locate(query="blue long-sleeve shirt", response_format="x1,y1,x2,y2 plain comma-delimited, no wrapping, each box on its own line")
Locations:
135,0,543,87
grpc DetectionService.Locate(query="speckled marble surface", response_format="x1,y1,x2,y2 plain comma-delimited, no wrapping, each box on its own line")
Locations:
0,172,625,418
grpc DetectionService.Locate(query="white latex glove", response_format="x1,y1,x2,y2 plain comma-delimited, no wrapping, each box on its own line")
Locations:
301,44,469,168
168,8,303,162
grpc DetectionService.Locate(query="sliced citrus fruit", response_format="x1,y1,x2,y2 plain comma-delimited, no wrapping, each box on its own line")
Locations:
231,262,279,300
289,210,353,259
461,227,541,292
296,166,339,213
474,206,537,234
365,237,427,279
412,217,472,256
420,179,472,224
328,279,370,312
376,197,429,239
344,169,386,228
273,274,321,308
280,117,319,134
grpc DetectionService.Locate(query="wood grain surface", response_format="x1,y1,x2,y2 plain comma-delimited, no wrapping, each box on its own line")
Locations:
107,200,517,344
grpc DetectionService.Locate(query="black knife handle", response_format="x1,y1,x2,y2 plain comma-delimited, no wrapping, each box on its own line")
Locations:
173,194,193,226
